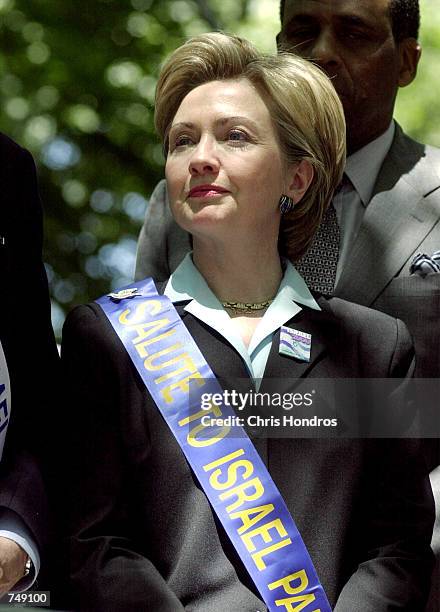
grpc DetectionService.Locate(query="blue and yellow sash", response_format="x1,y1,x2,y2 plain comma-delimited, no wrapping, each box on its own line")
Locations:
97,278,331,612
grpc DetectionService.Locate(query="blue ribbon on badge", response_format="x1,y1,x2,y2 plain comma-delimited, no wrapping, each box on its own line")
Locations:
96,278,331,612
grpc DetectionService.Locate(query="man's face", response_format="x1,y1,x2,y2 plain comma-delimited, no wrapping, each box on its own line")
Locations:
278,0,418,153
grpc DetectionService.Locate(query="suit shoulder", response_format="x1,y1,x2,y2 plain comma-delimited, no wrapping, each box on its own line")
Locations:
395,130,440,181
0,132,34,167
319,295,397,324
395,128,439,154
0,131,25,154
64,302,101,325
318,296,413,374
146,178,168,211
63,303,121,354
412,135,440,170
318,295,408,341
150,178,167,198
424,143,440,172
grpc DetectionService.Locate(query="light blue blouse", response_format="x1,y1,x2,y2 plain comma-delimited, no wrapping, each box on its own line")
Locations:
164,254,320,389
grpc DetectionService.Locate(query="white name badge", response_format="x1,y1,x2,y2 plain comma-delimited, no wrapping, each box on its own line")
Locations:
0,340,11,461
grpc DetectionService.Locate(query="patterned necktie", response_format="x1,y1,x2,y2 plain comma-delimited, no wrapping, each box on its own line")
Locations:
295,177,350,296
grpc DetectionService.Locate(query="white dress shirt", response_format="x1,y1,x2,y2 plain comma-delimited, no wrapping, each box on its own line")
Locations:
164,254,320,390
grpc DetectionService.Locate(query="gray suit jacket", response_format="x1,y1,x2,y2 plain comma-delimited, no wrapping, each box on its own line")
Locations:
334,126,440,380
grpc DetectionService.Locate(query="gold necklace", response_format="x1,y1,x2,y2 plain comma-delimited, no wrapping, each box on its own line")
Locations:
221,299,274,313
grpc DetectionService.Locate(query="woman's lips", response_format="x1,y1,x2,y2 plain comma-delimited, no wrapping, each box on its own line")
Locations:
188,185,229,198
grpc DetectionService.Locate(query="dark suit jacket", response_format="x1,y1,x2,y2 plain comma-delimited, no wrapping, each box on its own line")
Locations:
62,294,434,612
0,133,59,580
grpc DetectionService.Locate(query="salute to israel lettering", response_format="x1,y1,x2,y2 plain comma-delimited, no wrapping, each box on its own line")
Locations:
178,402,231,447
203,449,293,571
268,571,321,612
118,299,205,403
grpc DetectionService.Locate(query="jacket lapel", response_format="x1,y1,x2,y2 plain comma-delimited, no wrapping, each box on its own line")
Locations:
335,126,440,306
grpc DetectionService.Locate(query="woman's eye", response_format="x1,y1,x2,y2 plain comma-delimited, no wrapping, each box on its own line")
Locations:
228,130,248,143
175,135,193,147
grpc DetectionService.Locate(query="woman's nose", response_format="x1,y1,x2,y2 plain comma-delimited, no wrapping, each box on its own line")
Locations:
189,138,220,176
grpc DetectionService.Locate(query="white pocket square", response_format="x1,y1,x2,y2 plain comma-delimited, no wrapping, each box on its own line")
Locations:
410,251,440,277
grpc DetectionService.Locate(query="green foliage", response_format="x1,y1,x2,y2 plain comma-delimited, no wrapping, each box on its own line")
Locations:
0,0,249,336
0,0,438,338
394,0,440,146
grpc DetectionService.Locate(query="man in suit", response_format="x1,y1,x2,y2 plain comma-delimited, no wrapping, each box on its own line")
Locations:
134,0,440,607
135,0,440,303
0,133,59,595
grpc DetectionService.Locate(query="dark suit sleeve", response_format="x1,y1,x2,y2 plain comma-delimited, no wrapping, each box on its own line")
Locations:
0,139,59,450
335,318,434,612
61,305,185,612
0,449,48,558
0,136,57,561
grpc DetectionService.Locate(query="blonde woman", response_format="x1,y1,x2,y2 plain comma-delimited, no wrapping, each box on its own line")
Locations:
62,34,433,611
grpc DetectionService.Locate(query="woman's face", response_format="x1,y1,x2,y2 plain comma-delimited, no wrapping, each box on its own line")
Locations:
165,78,292,243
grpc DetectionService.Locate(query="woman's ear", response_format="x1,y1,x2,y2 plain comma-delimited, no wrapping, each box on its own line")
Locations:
286,160,314,204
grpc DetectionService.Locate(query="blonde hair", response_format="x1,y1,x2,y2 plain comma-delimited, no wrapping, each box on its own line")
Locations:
155,32,346,261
